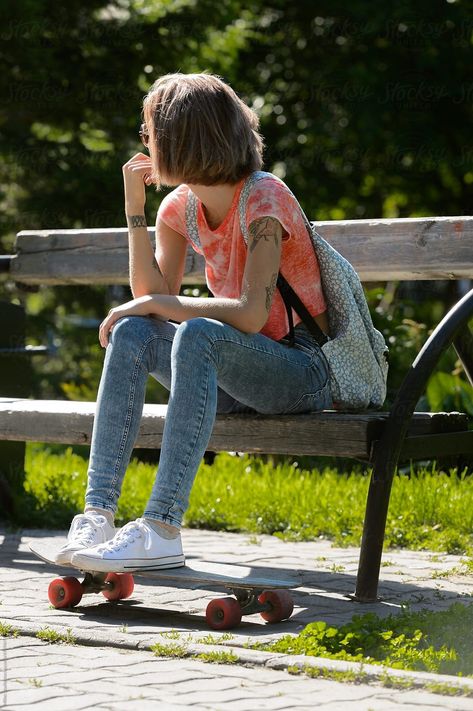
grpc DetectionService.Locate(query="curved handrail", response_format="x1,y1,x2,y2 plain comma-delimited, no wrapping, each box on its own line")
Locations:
355,287,473,601
374,287,473,478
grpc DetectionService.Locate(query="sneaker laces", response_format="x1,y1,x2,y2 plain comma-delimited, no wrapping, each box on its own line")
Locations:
67,513,108,547
94,518,153,554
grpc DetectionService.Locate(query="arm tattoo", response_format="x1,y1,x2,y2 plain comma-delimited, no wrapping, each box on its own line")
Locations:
249,217,281,253
265,272,278,312
127,214,147,228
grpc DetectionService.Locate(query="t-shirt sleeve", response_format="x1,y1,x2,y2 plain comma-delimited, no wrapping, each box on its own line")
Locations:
156,184,188,238
245,177,303,242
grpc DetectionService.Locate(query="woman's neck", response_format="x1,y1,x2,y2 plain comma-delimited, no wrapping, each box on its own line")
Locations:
187,181,241,230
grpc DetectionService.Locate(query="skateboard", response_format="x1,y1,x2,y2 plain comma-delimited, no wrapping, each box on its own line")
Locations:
29,540,297,630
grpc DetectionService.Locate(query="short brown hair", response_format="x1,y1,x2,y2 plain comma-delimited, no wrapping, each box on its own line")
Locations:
142,71,264,189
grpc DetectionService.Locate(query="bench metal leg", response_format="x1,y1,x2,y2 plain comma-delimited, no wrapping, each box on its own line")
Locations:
354,288,473,602
0,302,32,519
453,324,473,387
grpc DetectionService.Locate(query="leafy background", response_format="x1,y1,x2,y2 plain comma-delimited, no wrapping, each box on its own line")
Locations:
0,0,472,410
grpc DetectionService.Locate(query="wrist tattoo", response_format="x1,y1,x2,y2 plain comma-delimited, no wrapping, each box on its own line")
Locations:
127,214,147,228
249,216,281,253
265,272,278,312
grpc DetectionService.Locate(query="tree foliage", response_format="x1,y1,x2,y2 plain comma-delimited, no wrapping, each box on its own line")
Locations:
0,0,471,402
1,0,471,239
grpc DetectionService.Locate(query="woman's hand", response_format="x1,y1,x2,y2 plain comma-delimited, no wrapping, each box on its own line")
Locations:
99,296,155,347
122,152,154,212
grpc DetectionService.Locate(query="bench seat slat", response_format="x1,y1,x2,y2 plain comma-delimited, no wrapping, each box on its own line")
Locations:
1,398,468,460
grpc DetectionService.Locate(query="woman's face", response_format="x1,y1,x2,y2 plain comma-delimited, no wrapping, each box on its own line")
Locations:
140,119,162,184
141,111,182,187
139,122,150,150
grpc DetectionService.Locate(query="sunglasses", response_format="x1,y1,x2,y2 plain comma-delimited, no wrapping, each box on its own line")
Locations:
139,123,149,147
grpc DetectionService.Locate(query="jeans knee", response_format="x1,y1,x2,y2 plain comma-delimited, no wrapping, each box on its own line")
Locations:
109,315,155,353
172,318,220,362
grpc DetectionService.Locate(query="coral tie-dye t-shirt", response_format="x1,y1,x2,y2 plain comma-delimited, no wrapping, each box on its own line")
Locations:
157,172,326,341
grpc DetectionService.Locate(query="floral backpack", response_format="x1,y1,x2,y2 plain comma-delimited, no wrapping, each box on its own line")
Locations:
186,170,389,411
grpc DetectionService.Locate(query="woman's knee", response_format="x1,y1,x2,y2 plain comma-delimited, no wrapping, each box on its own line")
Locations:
109,315,158,352
172,318,222,361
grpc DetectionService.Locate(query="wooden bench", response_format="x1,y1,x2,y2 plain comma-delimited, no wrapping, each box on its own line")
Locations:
1,215,473,603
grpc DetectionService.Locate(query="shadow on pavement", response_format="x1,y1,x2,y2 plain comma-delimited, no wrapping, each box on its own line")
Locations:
1,528,470,637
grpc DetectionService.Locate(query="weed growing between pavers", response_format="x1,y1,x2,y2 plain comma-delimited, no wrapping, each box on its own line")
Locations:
159,629,182,640
424,681,473,698
252,602,473,677
288,666,473,700
36,627,76,645
196,651,238,664
17,446,473,557
150,642,188,658
0,622,19,637
288,665,369,684
197,633,234,645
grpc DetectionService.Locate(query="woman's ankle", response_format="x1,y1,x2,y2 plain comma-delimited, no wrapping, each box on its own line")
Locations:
145,517,180,539
84,506,115,527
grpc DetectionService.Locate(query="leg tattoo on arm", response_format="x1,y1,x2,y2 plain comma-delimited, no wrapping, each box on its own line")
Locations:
265,272,278,312
249,217,281,253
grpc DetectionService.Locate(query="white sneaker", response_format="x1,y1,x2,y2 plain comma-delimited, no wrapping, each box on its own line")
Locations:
55,512,116,566
70,518,185,573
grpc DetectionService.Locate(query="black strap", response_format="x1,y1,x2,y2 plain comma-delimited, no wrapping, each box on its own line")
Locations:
236,173,328,348
277,272,329,348
277,275,296,347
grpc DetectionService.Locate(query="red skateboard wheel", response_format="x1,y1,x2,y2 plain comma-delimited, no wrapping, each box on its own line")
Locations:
206,597,242,630
258,590,294,623
48,576,83,609
102,573,135,601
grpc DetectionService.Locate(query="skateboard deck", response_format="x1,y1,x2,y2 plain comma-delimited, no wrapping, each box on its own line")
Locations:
29,539,297,630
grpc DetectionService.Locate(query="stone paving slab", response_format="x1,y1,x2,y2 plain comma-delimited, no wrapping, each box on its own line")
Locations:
1,527,473,709
1,528,472,642
3,635,473,711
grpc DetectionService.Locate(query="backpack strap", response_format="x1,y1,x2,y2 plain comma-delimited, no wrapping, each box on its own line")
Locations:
237,172,328,347
277,273,328,346
185,190,203,252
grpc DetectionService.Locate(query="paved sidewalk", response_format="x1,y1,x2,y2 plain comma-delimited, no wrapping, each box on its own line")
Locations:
4,635,473,711
1,527,473,709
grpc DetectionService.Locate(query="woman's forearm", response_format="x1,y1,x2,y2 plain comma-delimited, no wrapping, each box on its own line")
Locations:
126,209,170,297
99,292,266,348
145,293,263,334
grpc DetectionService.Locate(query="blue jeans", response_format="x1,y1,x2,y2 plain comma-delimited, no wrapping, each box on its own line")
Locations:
85,316,332,528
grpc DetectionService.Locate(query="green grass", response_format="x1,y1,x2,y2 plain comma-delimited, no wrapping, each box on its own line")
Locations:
288,666,473,699
196,650,238,664
0,622,19,637
253,602,473,677
36,627,76,645
15,444,473,556
150,641,188,658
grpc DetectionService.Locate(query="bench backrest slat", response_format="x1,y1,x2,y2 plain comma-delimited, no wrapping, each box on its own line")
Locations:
11,216,473,285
